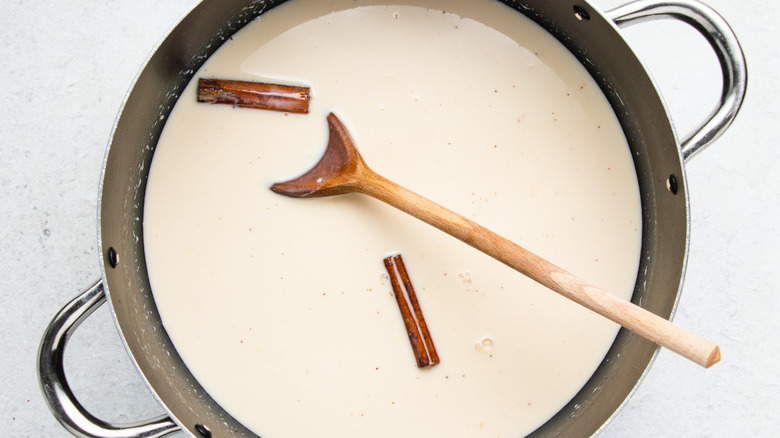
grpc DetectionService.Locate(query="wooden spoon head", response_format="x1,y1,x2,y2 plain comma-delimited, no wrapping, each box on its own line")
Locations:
270,112,367,198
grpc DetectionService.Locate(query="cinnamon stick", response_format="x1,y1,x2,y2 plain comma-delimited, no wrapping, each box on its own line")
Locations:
383,254,439,368
197,78,310,113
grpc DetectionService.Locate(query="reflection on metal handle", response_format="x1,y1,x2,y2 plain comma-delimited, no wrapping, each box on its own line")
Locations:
37,280,180,438
607,0,747,161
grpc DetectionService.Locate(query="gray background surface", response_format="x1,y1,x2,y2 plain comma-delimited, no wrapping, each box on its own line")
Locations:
2,0,778,436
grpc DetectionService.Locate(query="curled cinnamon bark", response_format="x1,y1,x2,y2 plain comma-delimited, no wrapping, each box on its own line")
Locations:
384,254,439,368
197,78,310,113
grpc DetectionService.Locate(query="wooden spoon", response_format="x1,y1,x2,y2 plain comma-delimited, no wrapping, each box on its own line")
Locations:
271,112,721,368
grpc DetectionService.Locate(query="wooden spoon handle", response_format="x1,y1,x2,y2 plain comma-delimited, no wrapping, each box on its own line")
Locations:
360,170,720,368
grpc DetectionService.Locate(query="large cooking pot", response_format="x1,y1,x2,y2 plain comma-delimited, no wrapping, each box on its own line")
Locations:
38,0,746,437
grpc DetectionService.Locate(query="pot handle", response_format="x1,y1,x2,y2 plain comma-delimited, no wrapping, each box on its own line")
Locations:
38,280,180,438
606,0,747,161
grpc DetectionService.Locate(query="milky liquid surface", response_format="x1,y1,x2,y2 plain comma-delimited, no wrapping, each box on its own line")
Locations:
143,1,642,436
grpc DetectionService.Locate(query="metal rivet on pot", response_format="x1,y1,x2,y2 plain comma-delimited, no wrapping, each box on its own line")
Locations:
107,247,119,268
194,423,212,438
667,174,678,195
573,5,590,21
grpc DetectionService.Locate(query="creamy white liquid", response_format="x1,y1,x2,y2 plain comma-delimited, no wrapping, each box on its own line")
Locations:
144,1,642,437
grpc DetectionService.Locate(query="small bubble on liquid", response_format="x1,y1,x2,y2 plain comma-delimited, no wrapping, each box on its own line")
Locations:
475,337,495,354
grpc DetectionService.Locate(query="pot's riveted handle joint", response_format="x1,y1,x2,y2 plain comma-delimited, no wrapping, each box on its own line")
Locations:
607,0,747,161
37,280,180,438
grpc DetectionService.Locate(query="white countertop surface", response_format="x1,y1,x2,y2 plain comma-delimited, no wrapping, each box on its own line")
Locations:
2,0,778,436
